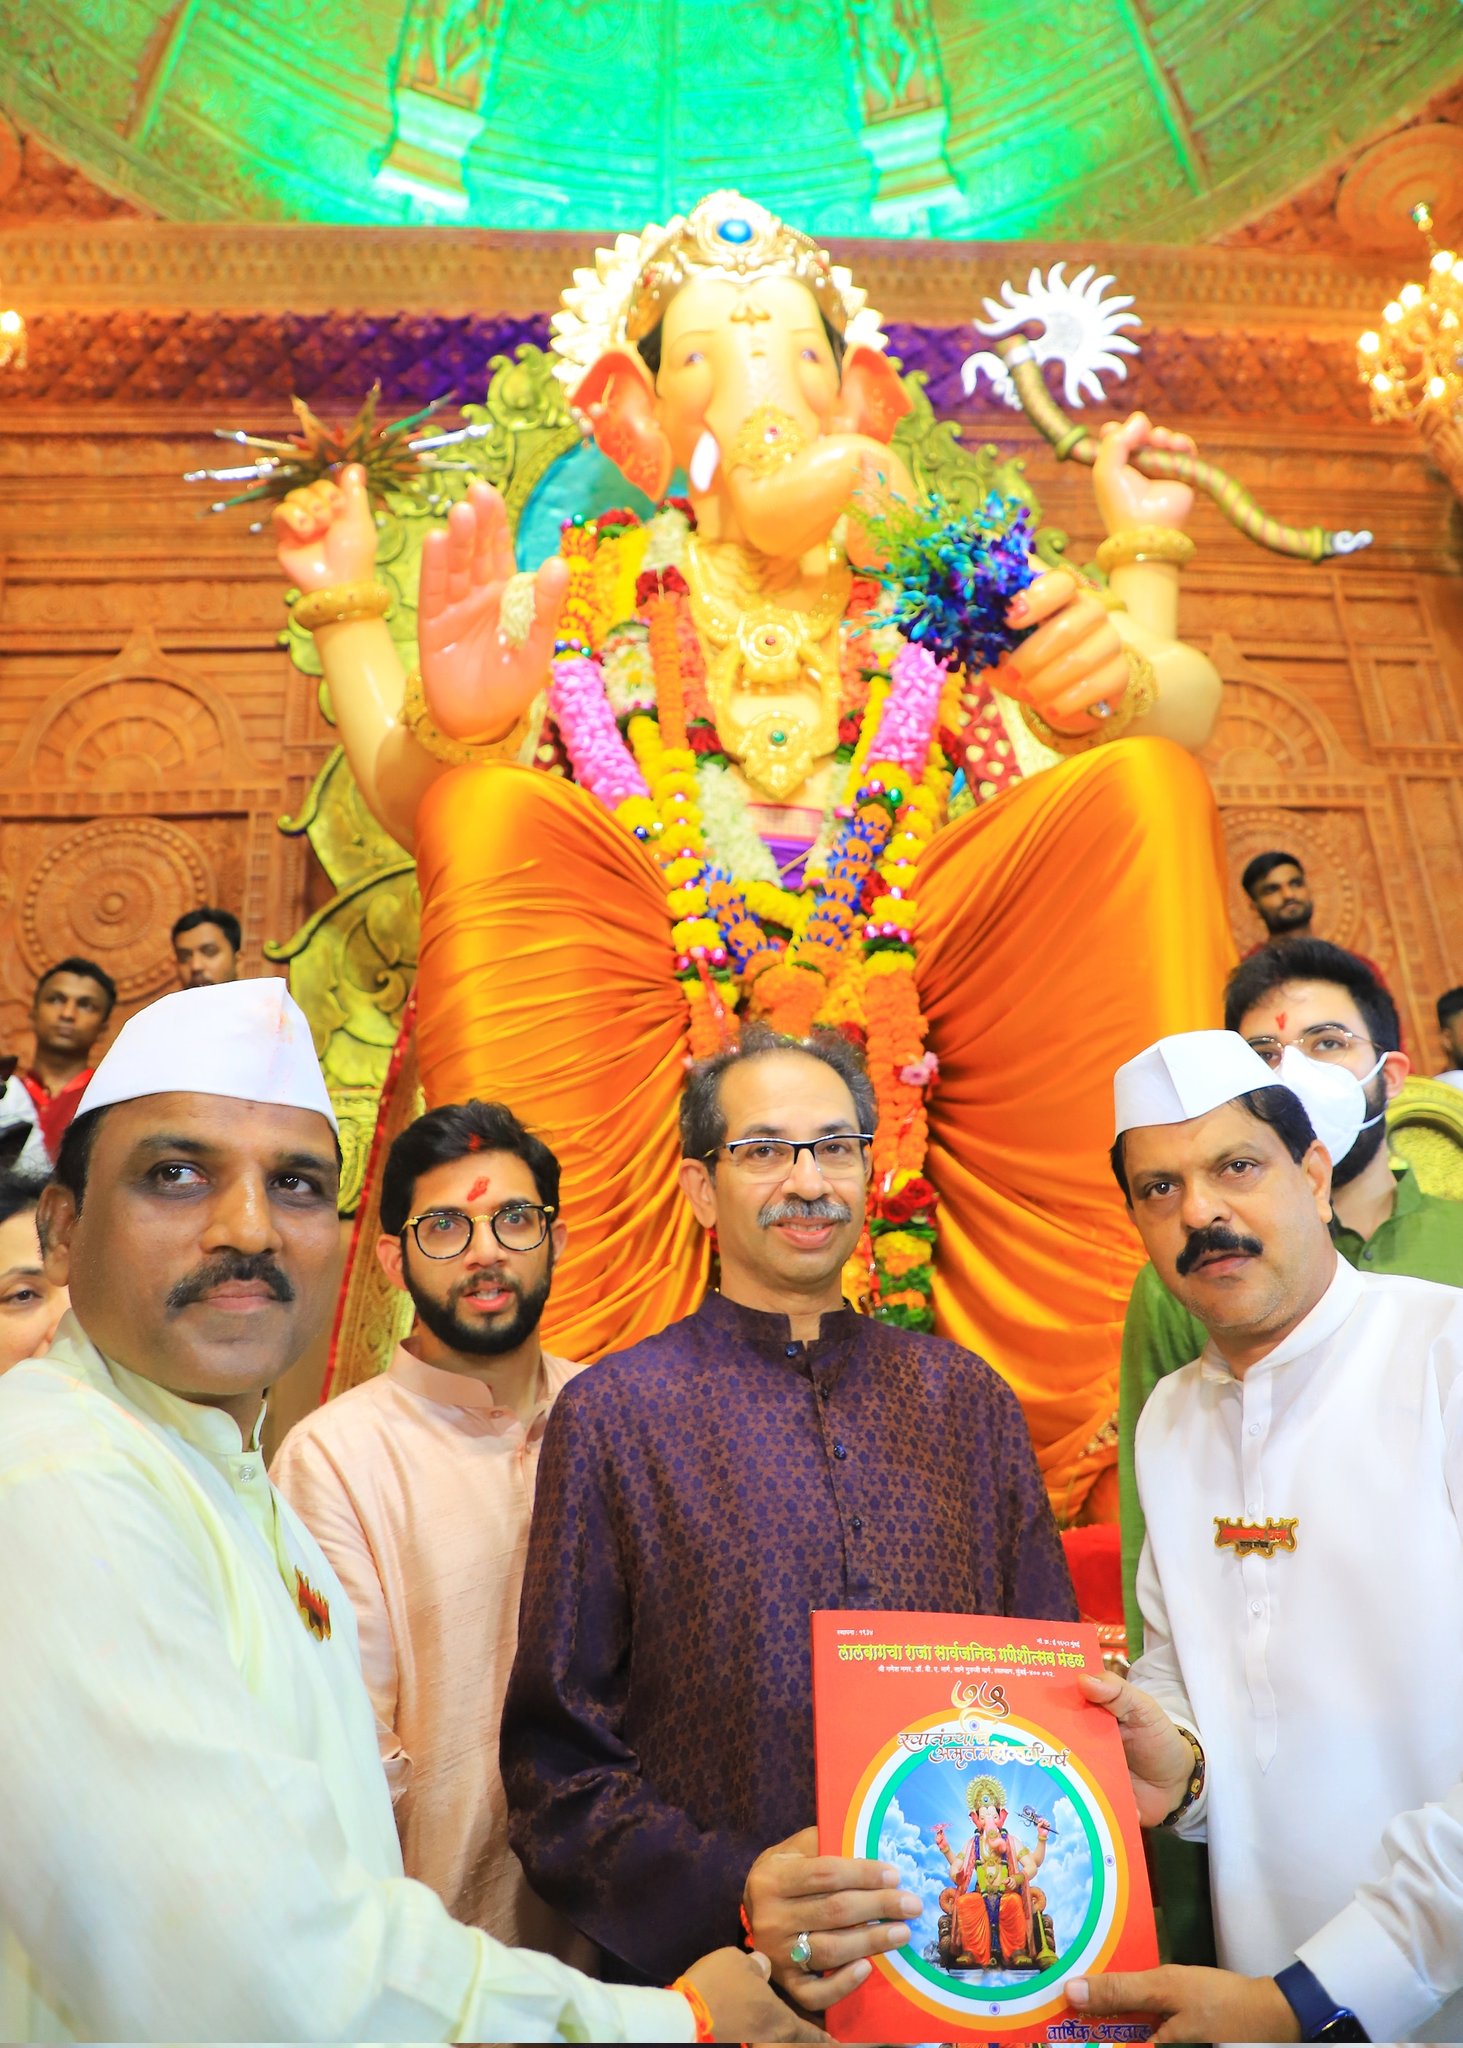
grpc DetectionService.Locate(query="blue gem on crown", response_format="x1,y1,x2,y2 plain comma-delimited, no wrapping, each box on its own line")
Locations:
717,216,753,245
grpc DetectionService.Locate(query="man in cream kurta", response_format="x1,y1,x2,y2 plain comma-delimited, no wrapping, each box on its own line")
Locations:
0,978,804,2045
1069,1029,1463,2045
275,1345,588,1956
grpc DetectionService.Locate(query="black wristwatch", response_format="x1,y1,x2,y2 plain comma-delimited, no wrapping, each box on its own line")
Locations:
1274,1959,1369,2042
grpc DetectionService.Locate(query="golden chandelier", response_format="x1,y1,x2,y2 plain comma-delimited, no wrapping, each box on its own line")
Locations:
1358,203,1463,428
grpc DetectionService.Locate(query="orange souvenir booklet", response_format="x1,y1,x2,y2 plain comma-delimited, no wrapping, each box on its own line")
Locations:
813,1612,1158,2045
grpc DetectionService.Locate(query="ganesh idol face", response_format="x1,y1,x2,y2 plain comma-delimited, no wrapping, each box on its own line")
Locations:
654,272,846,497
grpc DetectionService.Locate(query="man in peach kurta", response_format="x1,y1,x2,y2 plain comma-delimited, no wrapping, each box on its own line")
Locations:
273,1099,591,1965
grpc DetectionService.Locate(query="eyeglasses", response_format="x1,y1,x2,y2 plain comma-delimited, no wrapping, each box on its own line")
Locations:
401,1203,556,1258
706,1135,874,1179
1245,1025,1376,1070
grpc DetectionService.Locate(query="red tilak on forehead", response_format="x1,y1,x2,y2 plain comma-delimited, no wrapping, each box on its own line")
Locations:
1275,1012,1288,1031
466,1176,490,1202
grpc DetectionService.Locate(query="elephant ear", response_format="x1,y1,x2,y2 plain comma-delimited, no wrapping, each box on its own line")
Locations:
572,349,674,502
830,345,913,444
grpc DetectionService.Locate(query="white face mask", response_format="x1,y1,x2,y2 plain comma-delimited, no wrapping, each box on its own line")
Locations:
1274,1044,1384,1165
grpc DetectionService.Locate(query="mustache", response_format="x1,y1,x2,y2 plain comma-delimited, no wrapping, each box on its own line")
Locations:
1176,1224,1264,1277
166,1251,295,1314
450,1268,521,1306
757,1194,853,1229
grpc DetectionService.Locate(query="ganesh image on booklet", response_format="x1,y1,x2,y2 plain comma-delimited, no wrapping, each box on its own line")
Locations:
813,1612,1156,2044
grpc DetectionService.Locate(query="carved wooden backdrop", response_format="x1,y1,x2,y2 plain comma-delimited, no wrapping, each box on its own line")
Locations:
2,146,1462,1071
0,423,334,1061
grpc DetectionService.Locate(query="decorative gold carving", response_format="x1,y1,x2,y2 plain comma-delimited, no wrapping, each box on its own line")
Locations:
687,536,848,801
19,817,212,998
327,1018,423,1399
268,746,417,1216
1387,1075,1463,1200
890,369,1069,566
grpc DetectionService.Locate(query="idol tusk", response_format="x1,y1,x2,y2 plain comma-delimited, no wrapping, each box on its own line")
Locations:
690,429,721,493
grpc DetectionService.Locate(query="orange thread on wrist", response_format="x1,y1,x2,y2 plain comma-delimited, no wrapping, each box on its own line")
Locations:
669,1974,716,2043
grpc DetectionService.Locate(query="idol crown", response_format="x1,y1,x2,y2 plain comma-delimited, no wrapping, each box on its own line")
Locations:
549,191,888,393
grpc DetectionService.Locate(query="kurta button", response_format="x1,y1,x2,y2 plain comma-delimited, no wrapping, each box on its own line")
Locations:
834,1442,847,1460
1248,1423,1260,1436
785,1342,799,1357
1250,1600,1262,1614
850,1515,863,1531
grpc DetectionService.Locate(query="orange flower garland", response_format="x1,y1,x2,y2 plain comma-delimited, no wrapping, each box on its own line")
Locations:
548,507,961,1329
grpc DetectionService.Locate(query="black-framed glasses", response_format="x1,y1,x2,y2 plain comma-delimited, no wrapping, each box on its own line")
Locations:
706,1135,874,1179
401,1203,556,1258
1244,1025,1376,1070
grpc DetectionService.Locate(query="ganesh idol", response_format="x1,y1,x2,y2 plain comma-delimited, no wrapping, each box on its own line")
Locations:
274,194,1233,1519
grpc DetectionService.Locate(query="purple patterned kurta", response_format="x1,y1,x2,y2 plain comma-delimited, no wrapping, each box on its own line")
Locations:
501,1291,1076,1981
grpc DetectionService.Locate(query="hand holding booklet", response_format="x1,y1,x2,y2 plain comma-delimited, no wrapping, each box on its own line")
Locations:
813,1612,1158,2045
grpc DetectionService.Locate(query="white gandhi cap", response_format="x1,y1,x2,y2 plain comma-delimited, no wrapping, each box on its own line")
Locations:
1112,1029,1276,1140
77,978,338,1133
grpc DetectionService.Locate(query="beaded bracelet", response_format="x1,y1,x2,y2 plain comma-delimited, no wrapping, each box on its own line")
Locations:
668,1974,716,2043
1160,1725,1206,1828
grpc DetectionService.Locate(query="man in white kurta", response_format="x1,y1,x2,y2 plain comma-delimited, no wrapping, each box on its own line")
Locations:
1069,1030,1463,2044
0,978,803,2045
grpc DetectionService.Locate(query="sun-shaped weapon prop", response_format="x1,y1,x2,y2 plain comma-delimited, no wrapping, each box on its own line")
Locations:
961,263,1371,564
962,262,1140,411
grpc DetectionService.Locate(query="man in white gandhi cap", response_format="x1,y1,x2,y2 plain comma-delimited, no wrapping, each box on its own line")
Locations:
0,977,815,2046
1058,1027,1463,2046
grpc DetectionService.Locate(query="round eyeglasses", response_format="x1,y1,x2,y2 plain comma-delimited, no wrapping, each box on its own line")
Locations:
706,1134,874,1179
1245,1024,1376,1070
401,1203,556,1258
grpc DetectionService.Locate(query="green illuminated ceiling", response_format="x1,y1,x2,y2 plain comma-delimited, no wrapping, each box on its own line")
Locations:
1,0,1460,241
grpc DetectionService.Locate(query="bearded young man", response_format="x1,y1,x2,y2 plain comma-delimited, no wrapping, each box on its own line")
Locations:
1064,1030,1463,2045
0,980,816,2047
501,1024,1075,2009
274,1099,593,1965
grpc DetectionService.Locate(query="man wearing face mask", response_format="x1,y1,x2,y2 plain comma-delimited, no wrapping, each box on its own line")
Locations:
1119,939,1463,1666
1115,940,1463,1968
1060,1031,1463,2045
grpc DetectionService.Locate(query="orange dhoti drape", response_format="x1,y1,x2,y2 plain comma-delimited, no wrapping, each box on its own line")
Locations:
414,737,1233,1511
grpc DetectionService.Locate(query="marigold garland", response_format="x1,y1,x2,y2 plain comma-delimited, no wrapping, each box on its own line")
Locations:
543,497,1034,1332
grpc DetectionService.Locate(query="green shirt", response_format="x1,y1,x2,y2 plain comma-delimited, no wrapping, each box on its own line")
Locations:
1118,1162,1463,1658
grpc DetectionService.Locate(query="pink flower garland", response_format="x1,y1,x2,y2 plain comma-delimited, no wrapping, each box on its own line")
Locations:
865,642,946,775
548,654,648,809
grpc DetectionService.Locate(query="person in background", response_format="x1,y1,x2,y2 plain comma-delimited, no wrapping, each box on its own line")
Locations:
0,1173,68,1373
1117,939,1463,1969
1121,938,1463,1657
1240,849,1313,947
502,1024,1074,2007
172,908,242,989
274,1100,592,1967
21,959,116,1165
0,978,809,2047
1070,1029,1463,2044
1436,984,1463,1089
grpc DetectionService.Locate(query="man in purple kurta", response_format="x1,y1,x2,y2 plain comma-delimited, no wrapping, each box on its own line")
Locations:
501,1027,1076,2001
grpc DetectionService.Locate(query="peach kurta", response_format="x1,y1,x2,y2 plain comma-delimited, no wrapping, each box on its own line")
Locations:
272,1345,592,1968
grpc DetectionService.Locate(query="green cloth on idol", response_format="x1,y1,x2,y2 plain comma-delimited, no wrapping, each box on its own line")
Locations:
1116,1160,1463,1966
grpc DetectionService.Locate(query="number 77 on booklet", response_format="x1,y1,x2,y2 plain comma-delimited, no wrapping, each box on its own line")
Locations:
812,1613,1158,2046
